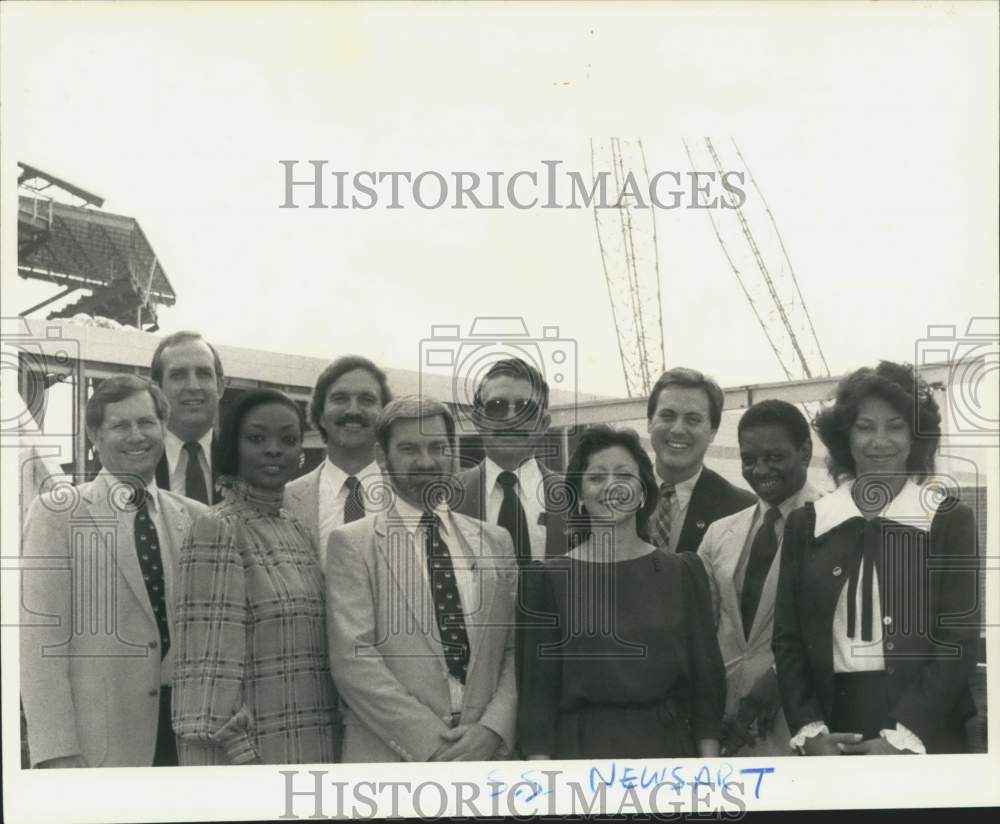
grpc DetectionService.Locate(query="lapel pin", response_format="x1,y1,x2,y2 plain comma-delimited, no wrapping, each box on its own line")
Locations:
832,566,842,577
696,520,706,529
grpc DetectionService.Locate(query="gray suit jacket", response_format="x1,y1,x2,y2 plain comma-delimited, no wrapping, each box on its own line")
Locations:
326,507,518,762
284,462,323,554
697,483,820,756
20,471,207,767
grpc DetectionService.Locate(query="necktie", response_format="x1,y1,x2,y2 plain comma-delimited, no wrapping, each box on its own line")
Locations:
183,441,210,505
740,506,782,640
497,471,532,566
131,488,170,658
343,475,365,523
847,518,882,642
649,482,676,551
421,512,470,684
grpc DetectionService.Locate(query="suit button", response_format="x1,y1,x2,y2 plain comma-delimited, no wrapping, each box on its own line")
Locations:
883,616,892,626
148,640,158,649
886,642,895,651
148,688,158,697
886,666,895,676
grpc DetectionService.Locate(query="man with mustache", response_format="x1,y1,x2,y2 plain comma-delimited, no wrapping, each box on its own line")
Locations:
285,356,392,566
697,399,820,755
646,367,755,553
326,396,517,762
151,331,225,504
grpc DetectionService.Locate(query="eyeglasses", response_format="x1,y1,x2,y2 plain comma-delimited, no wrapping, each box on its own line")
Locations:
480,398,542,421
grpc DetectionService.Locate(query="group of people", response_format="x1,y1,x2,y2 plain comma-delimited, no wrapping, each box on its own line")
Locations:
19,331,981,767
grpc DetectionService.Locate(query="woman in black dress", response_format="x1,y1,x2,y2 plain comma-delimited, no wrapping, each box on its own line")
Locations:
518,426,725,759
773,361,980,755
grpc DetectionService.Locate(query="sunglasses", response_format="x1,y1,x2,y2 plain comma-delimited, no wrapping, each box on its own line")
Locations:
480,398,542,421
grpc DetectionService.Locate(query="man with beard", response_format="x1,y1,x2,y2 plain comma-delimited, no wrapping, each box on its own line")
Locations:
646,367,755,553
697,399,820,756
325,396,517,762
285,356,392,566
456,358,567,563
151,331,225,504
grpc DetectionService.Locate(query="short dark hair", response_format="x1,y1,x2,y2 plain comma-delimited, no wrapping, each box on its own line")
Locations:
812,360,941,482
85,375,169,435
473,358,550,411
217,388,305,478
563,425,659,548
309,355,393,442
150,331,225,386
375,395,455,452
738,399,812,448
646,367,724,429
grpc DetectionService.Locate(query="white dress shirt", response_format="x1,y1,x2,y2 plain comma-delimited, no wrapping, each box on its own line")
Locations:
163,429,213,500
482,456,548,561
393,495,480,715
654,464,703,553
318,459,382,558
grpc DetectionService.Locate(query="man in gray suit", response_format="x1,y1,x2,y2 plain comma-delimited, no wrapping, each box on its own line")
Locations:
20,375,207,767
326,396,517,762
285,356,392,565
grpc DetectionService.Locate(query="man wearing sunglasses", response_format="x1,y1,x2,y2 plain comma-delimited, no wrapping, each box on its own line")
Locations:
456,358,568,566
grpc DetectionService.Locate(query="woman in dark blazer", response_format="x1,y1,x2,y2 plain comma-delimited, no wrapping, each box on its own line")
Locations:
773,361,980,755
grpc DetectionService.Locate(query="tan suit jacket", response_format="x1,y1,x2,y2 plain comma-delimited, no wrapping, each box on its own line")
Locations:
284,462,324,552
326,507,518,762
20,471,206,767
697,483,820,756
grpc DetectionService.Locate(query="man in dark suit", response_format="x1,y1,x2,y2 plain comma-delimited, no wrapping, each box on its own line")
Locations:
455,358,567,563
646,367,755,553
149,331,224,504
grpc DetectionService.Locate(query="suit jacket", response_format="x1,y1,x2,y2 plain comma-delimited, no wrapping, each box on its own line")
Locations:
455,460,568,559
284,461,324,554
697,483,820,755
676,467,756,554
772,485,980,753
154,432,221,504
20,471,207,767
325,507,518,763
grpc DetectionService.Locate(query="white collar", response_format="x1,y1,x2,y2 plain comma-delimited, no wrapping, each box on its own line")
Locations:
96,469,160,511
322,457,380,492
163,428,214,474
656,464,703,508
813,478,940,538
393,493,454,536
484,455,543,491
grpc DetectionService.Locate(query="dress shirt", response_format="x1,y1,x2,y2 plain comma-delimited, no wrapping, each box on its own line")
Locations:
393,495,480,715
163,429,213,500
733,484,815,599
482,456,548,561
318,459,382,554
654,465,703,553
791,479,937,755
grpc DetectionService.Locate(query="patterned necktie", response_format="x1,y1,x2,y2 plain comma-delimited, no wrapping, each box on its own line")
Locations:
343,475,365,523
131,487,170,658
649,481,676,551
183,441,210,505
740,506,782,639
497,471,532,566
420,512,470,684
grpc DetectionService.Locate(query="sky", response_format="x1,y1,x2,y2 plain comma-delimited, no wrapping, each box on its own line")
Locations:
2,1,998,402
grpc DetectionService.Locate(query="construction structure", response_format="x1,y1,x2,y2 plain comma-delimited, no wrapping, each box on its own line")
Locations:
17,163,176,330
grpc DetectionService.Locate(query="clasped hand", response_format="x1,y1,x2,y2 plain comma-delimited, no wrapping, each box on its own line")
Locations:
429,723,501,761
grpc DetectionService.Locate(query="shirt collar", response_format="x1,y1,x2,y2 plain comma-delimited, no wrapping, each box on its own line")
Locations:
484,455,543,492
756,480,822,524
657,464,703,509
393,493,454,537
814,478,939,538
96,468,160,512
322,457,380,494
163,428,213,474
